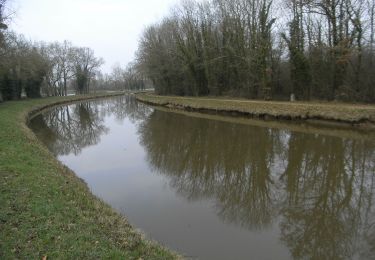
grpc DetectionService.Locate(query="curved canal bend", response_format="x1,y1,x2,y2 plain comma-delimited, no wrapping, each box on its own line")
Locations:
29,95,375,260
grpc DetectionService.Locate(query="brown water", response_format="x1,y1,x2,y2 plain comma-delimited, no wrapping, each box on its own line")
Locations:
29,95,375,260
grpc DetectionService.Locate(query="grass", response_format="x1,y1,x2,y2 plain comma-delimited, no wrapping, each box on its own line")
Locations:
136,93,375,127
0,93,177,259
153,104,375,142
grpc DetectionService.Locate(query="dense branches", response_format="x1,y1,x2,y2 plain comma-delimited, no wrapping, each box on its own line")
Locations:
136,0,375,102
40,42,103,96
92,63,147,91
72,47,104,94
0,33,49,100
0,1,103,102
0,36,103,101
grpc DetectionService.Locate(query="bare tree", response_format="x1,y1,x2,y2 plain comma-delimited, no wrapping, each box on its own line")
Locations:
41,41,75,96
73,47,104,94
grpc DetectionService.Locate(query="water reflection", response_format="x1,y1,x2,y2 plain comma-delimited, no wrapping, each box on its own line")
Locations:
98,95,153,124
138,109,375,259
31,96,152,156
138,111,284,230
32,103,108,155
280,134,375,259
29,95,375,259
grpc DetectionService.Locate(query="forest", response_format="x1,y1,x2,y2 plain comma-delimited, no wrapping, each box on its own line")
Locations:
136,0,375,102
0,2,100,100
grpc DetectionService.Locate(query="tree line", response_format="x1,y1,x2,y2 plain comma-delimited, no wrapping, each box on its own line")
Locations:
93,63,148,92
0,1,103,102
136,0,375,102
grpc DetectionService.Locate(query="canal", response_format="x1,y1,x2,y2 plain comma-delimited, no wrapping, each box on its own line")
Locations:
29,95,375,260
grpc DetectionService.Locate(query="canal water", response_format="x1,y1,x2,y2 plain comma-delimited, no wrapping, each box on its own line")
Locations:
29,95,375,260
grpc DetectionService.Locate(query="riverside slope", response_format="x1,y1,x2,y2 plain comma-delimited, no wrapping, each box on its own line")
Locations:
136,93,375,128
0,93,177,259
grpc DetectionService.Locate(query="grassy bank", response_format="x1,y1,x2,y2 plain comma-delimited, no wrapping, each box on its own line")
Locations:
0,93,177,259
136,93,375,127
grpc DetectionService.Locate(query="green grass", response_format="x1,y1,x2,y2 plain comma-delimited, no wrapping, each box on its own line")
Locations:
0,93,177,259
136,93,375,127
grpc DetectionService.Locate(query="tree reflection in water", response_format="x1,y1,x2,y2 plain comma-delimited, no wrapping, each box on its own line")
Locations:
280,135,375,259
97,95,153,124
30,96,375,259
138,109,375,260
32,102,108,155
30,95,152,156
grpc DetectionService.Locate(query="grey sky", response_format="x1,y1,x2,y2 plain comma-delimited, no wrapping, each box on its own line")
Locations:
10,0,181,73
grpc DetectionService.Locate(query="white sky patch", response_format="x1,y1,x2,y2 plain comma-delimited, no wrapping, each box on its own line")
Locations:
9,0,182,73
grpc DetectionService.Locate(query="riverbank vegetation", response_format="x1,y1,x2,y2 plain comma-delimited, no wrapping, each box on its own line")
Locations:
94,63,149,92
0,1,106,101
136,0,375,102
0,2,175,258
0,0,148,101
136,93,375,126
0,93,176,259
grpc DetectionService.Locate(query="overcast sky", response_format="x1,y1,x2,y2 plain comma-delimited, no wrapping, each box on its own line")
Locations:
9,0,182,73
